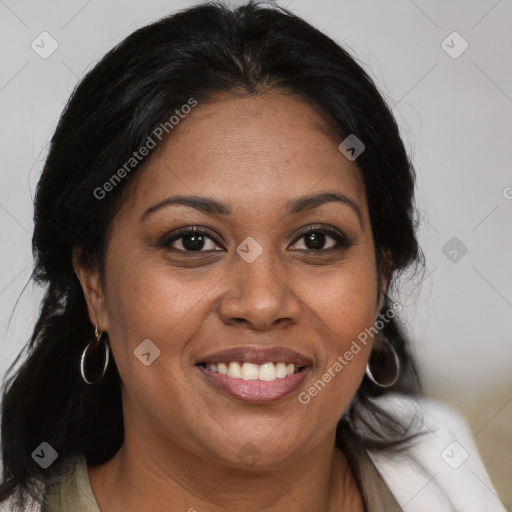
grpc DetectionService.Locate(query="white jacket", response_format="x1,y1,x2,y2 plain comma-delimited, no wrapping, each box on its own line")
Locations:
366,395,506,511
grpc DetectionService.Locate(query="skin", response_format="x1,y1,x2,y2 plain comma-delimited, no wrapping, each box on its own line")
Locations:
74,92,389,512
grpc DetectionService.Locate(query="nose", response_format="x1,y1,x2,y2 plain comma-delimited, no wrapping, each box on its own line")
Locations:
217,252,302,331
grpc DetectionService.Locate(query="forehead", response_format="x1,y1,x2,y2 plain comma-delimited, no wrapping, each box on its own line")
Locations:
120,93,367,219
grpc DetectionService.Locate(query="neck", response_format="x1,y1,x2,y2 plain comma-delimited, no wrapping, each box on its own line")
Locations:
88,428,365,512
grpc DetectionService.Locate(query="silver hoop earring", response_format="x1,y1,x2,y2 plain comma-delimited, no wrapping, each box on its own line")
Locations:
80,325,110,384
365,334,400,388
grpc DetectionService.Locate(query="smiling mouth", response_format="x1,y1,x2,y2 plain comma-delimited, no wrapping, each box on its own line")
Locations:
195,346,313,403
196,350,313,404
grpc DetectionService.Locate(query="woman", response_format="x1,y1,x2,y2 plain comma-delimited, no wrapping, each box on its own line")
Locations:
0,2,504,511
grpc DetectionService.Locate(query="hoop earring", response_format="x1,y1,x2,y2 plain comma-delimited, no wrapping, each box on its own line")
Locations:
80,325,110,384
365,334,400,388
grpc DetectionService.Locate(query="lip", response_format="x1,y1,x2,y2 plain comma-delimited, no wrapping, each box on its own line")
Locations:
198,365,312,403
196,345,314,404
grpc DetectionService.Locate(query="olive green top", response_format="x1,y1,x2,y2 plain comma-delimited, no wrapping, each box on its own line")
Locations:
41,455,99,512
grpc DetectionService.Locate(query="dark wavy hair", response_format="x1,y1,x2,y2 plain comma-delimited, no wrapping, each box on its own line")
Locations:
0,0,423,505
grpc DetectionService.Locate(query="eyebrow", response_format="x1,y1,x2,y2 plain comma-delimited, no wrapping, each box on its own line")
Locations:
140,192,362,225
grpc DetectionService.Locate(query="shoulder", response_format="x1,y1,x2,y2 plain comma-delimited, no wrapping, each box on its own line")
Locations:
365,394,506,512
0,455,87,512
0,481,44,512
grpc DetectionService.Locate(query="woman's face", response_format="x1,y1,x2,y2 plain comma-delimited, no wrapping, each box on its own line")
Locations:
77,93,387,469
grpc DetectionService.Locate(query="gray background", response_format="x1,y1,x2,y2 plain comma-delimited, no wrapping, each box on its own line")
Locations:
1,0,511,506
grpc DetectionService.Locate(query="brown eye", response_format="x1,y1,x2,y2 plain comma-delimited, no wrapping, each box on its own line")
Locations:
289,226,353,252
160,227,224,252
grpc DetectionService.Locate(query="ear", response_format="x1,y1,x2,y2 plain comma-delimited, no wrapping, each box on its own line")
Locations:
72,248,110,331
376,248,393,316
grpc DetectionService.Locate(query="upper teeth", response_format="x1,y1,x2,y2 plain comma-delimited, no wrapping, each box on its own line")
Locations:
205,362,298,381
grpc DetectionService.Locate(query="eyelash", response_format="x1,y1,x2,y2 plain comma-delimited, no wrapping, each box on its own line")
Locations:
158,225,353,254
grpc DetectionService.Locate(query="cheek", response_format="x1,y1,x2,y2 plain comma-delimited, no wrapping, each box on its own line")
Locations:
311,257,379,349
297,257,377,404
101,264,221,441
101,255,219,379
